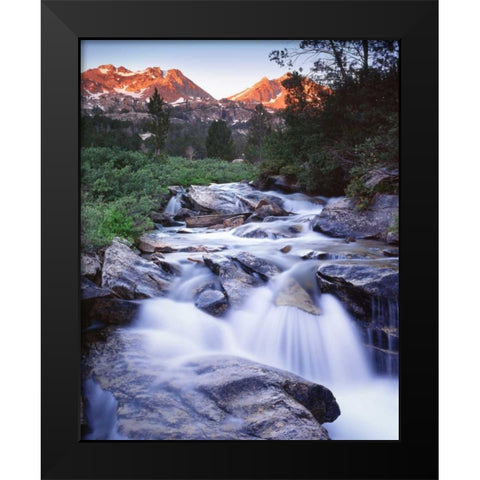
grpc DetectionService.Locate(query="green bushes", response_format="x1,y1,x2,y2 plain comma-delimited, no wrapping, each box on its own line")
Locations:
81,147,257,249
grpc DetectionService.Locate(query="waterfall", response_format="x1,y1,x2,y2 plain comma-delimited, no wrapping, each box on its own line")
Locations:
366,297,400,375
83,181,398,440
229,288,371,386
83,378,126,440
164,193,182,215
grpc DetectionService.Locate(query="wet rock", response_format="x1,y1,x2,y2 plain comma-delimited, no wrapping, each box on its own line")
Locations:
194,289,229,316
149,211,183,227
274,277,321,315
298,250,329,260
173,208,198,221
288,224,303,234
102,239,172,299
235,195,258,210
244,214,264,223
280,245,292,254
262,215,291,223
156,259,182,276
81,277,140,329
187,185,252,214
223,215,245,228
316,260,399,321
82,297,140,329
167,185,184,196
231,252,282,280
193,281,220,297
312,194,399,240
203,254,263,306
386,231,399,245
84,340,339,440
81,253,102,283
140,252,165,263
185,213,250,228
382,248,399,257
234,228,269,239
233,225,296,240
138,234,177,253
254,198,288,219
178,245,225,253
264,175,301,194
177,228,194,234
81,276,112,301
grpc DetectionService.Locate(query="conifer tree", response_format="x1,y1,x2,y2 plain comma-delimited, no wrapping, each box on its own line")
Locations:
205,120,235,160
245,104,272,163
147,87,170,157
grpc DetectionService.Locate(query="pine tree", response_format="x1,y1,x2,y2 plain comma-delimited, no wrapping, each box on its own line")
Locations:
245,104,272,163
205,120,235,160
147,87,170,157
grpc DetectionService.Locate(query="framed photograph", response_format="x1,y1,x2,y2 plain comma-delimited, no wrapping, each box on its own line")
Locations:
42,1,438,479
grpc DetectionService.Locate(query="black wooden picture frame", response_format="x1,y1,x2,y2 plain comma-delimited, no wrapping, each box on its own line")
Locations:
42,1,438,479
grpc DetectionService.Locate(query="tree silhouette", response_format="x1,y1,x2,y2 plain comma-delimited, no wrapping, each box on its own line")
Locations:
246,104,272,163
147,87,170,157
205,120,235,160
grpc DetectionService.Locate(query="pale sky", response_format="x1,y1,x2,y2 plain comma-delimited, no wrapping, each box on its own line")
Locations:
81,40,314,99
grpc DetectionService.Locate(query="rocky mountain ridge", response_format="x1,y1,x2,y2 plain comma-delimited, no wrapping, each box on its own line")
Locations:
81,65,325,125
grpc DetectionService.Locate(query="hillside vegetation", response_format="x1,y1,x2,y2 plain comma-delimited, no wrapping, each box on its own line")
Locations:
81,148,257,248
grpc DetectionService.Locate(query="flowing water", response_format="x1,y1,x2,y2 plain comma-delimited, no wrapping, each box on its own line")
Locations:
85,182,399,440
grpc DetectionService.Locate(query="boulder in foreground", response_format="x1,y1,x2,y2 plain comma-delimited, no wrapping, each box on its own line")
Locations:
316,260,398,321
102,239,172,299
312,194,398,240
84,336,340,440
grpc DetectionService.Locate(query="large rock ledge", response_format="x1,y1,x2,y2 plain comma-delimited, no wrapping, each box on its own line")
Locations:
83,333,340,440
81,239,180,332
316,260,399,322
102,239,173,299
312,194,398,240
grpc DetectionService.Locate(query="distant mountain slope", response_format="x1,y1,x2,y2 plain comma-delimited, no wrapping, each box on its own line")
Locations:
81,64,214,103
80,66,325,127
227,74,289,109
227,73,328,110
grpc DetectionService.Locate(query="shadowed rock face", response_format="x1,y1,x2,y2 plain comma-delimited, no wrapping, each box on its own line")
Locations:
312,194,398,240
316,260,399,321
81,253,102,282
194,289,229,316
101,239,172,299
203,254,263,307
83,330,340,440
230,251,282,280
81,280,140,330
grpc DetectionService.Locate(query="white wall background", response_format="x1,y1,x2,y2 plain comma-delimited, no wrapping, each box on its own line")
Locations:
0,0,478,478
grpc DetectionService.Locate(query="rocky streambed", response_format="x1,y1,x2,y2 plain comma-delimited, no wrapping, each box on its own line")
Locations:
81,181,399,440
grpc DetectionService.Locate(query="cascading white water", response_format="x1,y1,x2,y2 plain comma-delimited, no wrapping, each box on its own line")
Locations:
164,193,182,215
85,182,398,440
228,275,371,386
83,378,126,440
122,267,398,439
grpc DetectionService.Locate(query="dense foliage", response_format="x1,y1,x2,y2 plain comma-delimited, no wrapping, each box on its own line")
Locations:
263,40,399,198
81,115,142,151
81,147,257,249
205,120,235,160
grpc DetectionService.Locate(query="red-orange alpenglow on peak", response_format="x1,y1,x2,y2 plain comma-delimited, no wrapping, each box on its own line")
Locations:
81,65,215,103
